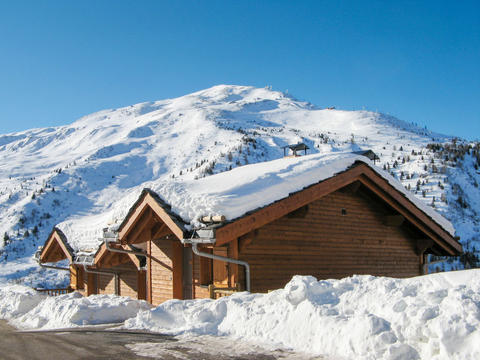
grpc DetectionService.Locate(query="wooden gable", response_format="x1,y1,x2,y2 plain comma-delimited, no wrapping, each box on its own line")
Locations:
214,162,462,256
39,228,74,263
116,189,186,243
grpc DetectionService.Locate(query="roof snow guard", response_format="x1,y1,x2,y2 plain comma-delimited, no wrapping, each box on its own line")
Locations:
73,254,95,266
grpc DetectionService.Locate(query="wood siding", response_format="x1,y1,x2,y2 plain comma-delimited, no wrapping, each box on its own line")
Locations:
97,273,115,295
238,190,421,293
117,263,139,299
192,253,210,299
150,238,174,305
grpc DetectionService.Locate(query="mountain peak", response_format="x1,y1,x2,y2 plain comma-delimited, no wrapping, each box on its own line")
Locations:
0,85,477,286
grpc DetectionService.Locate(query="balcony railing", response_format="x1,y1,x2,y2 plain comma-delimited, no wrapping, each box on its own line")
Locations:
34,287,73,296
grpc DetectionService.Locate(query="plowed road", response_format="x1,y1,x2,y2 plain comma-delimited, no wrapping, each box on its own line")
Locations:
0,321,324,360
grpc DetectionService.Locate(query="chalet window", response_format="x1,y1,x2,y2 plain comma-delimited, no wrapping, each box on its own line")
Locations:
341,208,347,216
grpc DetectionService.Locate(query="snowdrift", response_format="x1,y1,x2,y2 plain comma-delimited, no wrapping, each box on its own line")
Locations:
0,285,151,329
1,269,479,359
125,270,480,360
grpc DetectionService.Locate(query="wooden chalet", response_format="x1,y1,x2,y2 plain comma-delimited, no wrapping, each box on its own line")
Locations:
37,155,462,304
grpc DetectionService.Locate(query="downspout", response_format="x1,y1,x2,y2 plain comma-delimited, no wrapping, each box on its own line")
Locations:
83,265,120,295
190,242,251,292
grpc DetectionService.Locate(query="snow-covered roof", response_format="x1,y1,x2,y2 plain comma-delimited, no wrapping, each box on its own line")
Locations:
56,152,456,255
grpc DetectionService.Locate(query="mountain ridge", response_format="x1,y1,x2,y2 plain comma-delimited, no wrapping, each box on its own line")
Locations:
0,84,477,287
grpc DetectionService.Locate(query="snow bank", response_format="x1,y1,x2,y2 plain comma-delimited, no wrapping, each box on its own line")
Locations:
125,270,480,360
0,285,151,329
0,285,47,320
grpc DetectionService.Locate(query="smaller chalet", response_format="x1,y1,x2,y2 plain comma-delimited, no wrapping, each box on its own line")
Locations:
37,152,462,305
283,142,310,157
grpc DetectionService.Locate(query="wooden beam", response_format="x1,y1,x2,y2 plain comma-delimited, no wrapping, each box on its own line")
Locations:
356,173,460,255
94,243,109,265
415,238,434,256
238,230,256,253
147,236,152,303
118,197,151,241
86,272,96,296
122,208,152,245
121,244,141,269
172,241,183,299
152,223,171,240
40,231,73,263
138,270,147,300
145,195,185,240
228,239,239,288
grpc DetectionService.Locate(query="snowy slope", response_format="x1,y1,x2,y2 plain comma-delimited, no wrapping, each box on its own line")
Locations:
56,152,455,254
0,85,477,286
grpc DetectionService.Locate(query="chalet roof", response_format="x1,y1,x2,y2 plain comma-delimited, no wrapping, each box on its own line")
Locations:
283,143,310,151
51,151,457,256
353,149,379,161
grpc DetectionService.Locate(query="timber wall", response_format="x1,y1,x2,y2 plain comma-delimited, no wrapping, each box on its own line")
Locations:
192,253,210,299
150,238,174,305
238,190,421,293
97,273,115,294
117,262,139,299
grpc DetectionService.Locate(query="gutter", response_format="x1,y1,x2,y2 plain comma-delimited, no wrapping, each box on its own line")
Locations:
34,247,70,271
182,236,251,292
38,263,70,271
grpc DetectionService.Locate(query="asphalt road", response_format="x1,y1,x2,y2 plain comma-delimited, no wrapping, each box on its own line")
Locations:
0,321,322,360
0,320,170,360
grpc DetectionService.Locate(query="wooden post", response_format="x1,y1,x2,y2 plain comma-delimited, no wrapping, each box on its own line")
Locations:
147,238,152,303
86,272,96,296
172,241,183,299
137,270,147,300
208,284,214,299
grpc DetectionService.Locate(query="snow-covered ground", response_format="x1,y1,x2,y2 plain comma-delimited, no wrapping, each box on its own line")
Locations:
0,84,478,285
0,285,151,329
1,270,479,360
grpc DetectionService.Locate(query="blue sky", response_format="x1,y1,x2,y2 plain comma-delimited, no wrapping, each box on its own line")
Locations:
0,1,479,139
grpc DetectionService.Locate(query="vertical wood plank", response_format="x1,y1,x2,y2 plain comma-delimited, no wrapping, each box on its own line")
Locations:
213,247,229,286
172,241,183,299
138,270,147,300
147,238,152,303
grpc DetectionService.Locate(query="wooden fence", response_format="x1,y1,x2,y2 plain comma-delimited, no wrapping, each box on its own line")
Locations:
208,283,241,299
35,287,73,296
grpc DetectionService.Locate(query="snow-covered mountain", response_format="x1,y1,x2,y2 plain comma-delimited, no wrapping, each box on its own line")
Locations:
0,85,478,286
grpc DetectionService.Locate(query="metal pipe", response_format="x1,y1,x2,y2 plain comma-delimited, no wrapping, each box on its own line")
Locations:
83,265,119,295
38,263,70,271
191,242,251,292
